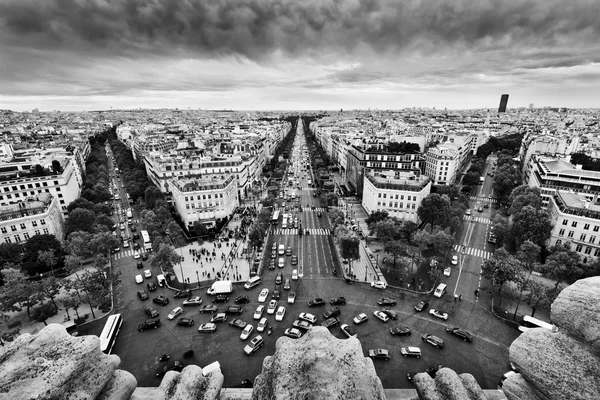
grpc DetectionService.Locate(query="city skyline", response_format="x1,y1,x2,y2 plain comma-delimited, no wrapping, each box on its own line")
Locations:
1,0,599,112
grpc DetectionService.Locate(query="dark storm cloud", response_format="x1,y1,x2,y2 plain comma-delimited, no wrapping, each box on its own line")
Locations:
1,0,599,60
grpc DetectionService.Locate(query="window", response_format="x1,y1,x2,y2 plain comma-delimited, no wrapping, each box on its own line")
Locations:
576,244,583,252
32,221,38,227
590,236,596,244
595,248,600,257
43,228,49,235
10,225,16,232
20,223,26,229
0,227,6,233
568,231,574,238
562,219,568,225
584,246,592,255
558,229,565,236
14,235,21,243
40,219,46,225
23,233,30,240
572,221,578,227
584,224,590,230
4,238,11,244
580,234,587,241
35,230,40,235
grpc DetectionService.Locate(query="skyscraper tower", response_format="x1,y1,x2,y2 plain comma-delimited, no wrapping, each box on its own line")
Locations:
498,94,509,113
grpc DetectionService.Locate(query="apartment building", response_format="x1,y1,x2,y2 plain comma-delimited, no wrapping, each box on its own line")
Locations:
424,133,475,185
170,174,239,230
0,193,65,245
362,171,432,223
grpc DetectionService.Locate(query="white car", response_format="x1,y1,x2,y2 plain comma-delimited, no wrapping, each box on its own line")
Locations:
133,251,141,259
167,306,183,320
451,256,458,265
373,310,390,323
284,328,303,339
267,300,278,315
258,288,269,303
299,312,317,324
275,306,286,321
292,269,298,280
444,267,451,277
135,274,143,284
123,241,130,248
240,324,254,340
353,313,368,324
144,269,152,278
466,209,472,215
287,292,296,304
278,258,285,268
254,305,265,320
429,309,449,320
370,281,387,290
257,317,268,332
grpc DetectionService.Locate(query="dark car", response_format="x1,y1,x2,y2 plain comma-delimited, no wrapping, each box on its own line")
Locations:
272,288,281,300
228,318,248,329
136,262,144,269
142,253,148,261
177,317,195,327
321,317,340,328
422,334,445,349
174,289,192,299
368,349,390,361
308,298,325,307
269,260,276,270
382,309,399,320
133,242,140,250
147,282,157,292
275,273,283,285
137,290,149,300
446,327,474,342
155,360,184,377
377,298,396,306
323,307,341,319
145,306,159,318
199,305,218,313
390,325,412,336
153,295,169,306
414,300,429,312
133,232,140,239
225,305,243,315
235,295,250,304
138,319,161,331
213,295,229,303
330,297,346,305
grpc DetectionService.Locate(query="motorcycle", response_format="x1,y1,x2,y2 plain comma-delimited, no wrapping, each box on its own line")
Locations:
267,327,273,336
159,354,170,362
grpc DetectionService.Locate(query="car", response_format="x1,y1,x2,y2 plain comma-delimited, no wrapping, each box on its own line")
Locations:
258,289,269,303
283,279,291,290
278,257,285,268
228,318,248,329
286,247,292,256
466,209,472,215
211,312,228,323
400,346,422,358
299,312,317,324
199,305,218,313
292,269,298,280
353,313,368,324
183,296,202,306
443,267,451,277
213,294,229,303
135,274,143,284
142,253,148,261
284,328,303,339
275,273,282,285
308,298,325,307
267,300,278,315
174,289,192,299
257,317,268,332
381,309,399,320
323,307,341,319
138,319,161,331
451,255,458,265
292,319,313,330
390,325,412,336
153,296,169,306
291,256,298,266
377,298,396,306
281,288,294,303
429,309,449,320
271,252,277,259
225,305,243,315
133,232,140,240
177,317,195,327
340,324,357,338
370,281,387,289
275,306,286,321
137,290,149,300
147,281,158,292
198,323,217,333
414,300,429,312
136,262,144,269
144,269,152,279
321,317,340,329
272,288,281,300
244,335,264,355
155,360,185,377
446,327,474,342
373,310,390,322
269,260,275,270
422,333,445,349
330,297,346,305
133,251,141,259
167,306,184,320
368,348,391,361
240,324,254,340
145,306,159,318
253,305,265,320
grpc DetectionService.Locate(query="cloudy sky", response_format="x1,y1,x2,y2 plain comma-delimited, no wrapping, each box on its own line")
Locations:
1,0,599,111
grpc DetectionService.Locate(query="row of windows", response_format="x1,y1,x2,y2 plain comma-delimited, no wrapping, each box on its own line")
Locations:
561,219,600,231
555,240,600,257
0,188,57,200
557,229,597,243
0,219,46,233
378,202,417,210
185,202,226,209
2,180,57,192
377,193,418,201
4,229,49,243
184,193,225,201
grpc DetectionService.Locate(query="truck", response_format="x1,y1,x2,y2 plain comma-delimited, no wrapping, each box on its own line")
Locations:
207,280,233,295
126,209,133,220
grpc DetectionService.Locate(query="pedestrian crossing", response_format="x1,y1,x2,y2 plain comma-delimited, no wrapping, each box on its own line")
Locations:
273,228,331,236
453,245,492,260
112,248,149,260
463,215,491,224
469,196,498,204
304,207,327,212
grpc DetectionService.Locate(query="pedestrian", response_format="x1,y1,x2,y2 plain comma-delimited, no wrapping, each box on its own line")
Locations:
454,294,458,302
459,294,462,301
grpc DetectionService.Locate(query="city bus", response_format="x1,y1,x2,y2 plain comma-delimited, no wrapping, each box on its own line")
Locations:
99,314,123,354
518,315,555,333
141,230,152,251
271,210,280,225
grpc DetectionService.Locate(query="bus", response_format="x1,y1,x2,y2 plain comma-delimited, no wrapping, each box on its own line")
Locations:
518,315,555,333
99,314,123,354
271,210,280,225
126,209,133,221
141,230,152,251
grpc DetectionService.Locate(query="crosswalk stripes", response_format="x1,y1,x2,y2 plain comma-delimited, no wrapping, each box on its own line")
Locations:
469,196,498,204
303,207,327,212
463,215,491,224
112,248,148,260
453,245,492,260
273,228,331,236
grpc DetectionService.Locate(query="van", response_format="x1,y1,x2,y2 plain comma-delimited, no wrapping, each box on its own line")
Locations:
157,274,166,287
278,244,285,255
434,283,447,298
244,276,262,290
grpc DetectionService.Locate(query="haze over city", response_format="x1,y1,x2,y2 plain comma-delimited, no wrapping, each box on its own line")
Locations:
1,0,600,111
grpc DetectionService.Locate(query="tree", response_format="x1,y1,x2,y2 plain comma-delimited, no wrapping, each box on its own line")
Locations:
166,222,186,248
366,210,389,226
398,221,418,243
37,249,58,277
22,234,64,274
0,242,22,270
481,248,522,308
90,231,120,258
248,225,266,250
463,171,480,186
491,214,512,247
508,185,543,215
436,184,460,201
328,210,345,234
372,219,398,246
417,194,451,230
493,164,520,204
431,230,455,258
339,233,360,278
65,208,97,234
384,240,407,270
542,243,581,289
511,206,553,248
512,240,541,320
0,267,43,318
31,302,58,326
150,243,181,273
61,291,82,320
66,231,95,259
39,276,63,311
